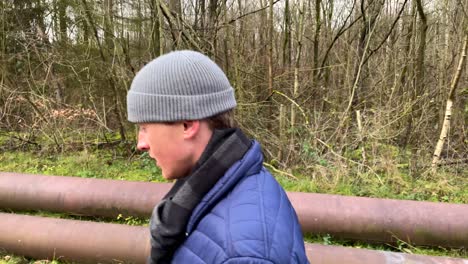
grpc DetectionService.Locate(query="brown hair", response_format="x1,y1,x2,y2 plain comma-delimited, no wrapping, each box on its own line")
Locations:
205,109,237,130
162,110,237,129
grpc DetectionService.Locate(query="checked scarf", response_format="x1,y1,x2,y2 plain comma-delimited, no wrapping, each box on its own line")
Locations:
147,128,251,264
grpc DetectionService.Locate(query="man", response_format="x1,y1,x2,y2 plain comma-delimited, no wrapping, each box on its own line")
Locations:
127,50,308,264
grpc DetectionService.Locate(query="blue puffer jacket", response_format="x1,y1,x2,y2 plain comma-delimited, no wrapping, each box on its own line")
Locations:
171,141,309,263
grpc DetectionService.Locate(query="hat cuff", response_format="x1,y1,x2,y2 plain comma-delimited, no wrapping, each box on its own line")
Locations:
127,88,237,123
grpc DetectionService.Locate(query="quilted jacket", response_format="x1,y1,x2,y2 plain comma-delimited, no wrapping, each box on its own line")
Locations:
171,141,309,264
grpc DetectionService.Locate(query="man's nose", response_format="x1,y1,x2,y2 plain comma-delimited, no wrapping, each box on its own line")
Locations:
137,133,149,151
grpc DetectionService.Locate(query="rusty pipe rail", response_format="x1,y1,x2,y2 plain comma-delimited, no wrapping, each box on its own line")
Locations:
0,172,467,248
288,192,468,248
0,213,150,263
0,172,172,218
0,213,466,264
305,244,468,264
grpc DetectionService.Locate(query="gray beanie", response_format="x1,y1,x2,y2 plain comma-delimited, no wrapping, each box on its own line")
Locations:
127,50,237,123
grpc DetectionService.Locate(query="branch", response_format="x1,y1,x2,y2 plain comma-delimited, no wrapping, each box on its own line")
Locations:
315,137,384,185
362,0,409,66
318,1,361,78
415,0,427,23
81,0,106,62
226,0,281,25
263,162,298,180
272,90,309,125
158,0,205,51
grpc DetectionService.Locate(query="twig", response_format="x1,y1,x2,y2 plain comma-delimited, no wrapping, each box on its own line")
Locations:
10,135,39,146
436,158,468,167
263,162,298,180
226,0,281,25
272,90,309,125
362,0,409,66
315,137,384,185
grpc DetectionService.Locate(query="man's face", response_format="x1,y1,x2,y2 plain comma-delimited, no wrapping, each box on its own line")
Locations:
137,123,193,180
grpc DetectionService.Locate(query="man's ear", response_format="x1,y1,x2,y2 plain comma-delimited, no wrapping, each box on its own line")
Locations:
182,120,200,139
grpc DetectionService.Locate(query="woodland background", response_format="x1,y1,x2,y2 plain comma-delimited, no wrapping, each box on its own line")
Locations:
0,0,467,178
1,1,467,261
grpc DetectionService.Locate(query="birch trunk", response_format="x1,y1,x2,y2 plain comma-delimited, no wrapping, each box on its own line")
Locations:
431,34,467,172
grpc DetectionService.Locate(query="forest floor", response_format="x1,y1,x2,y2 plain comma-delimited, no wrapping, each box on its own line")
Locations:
0,135,466,263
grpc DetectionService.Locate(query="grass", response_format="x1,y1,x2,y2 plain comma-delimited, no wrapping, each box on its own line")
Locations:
0,149,165,183
0,137,467,263
275,170,467,204
0,255,61,264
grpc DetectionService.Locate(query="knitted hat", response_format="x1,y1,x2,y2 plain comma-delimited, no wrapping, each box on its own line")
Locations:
127,50,237,123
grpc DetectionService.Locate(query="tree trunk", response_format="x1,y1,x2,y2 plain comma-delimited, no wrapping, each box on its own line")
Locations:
277,104,286,161
221,0,229,74
268,0,274,97
351,0,383,112
313,0,321,81
414,0,427,100
169,0,182,17
431,33,467,172
103,0,114,50
282,0,291,68
58,0,67,43
168,0,182,48
395,0,414,147
136,0,143,65
398,0,415,94
0,0,5,79
289,1,306,158
255,0,267,104
81,0,126,141
402,0,427,148
149,0,161,57
198,0,206,38
208,0,218,56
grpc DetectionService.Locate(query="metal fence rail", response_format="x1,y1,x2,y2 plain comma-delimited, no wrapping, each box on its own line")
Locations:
1,172,467,248
1,213,466,264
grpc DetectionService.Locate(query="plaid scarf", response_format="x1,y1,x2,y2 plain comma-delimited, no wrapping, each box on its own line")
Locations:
147,128,251,264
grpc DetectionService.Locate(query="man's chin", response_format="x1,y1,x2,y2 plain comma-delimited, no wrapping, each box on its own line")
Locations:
161,172,176,181
162,171,186,181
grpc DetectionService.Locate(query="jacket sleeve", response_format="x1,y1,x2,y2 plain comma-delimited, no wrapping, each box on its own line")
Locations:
221,257,275,264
